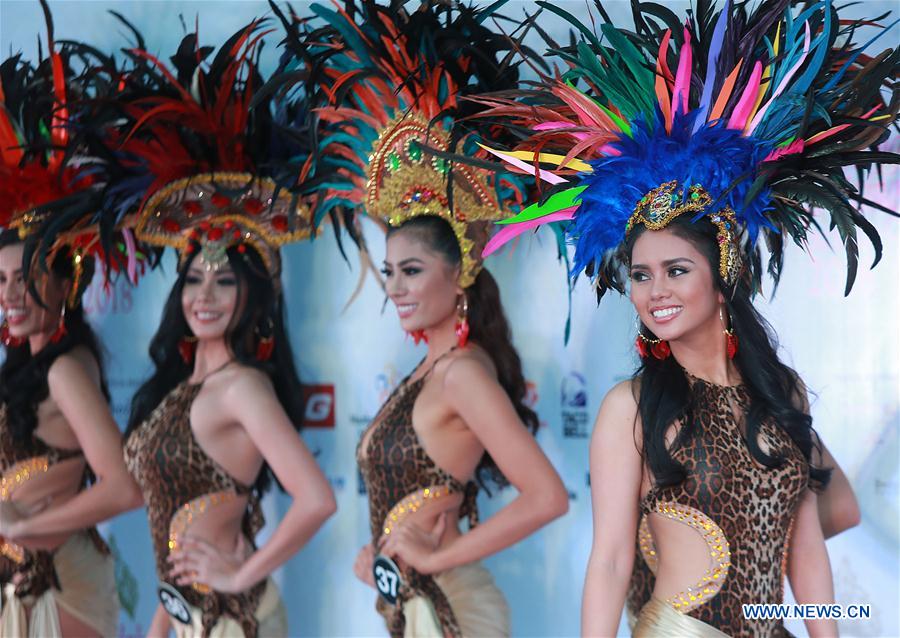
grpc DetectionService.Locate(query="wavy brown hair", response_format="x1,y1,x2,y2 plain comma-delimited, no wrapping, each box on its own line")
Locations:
387,215,538,490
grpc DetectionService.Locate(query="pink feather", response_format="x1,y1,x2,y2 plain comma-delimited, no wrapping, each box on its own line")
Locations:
533,121,590,141
482,207,577,257
727,60,763,130
672,26,692,114
747,22,811,134
479,145,567,185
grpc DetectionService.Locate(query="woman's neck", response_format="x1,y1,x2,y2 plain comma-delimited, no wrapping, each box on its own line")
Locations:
423,313,460,367
668,316,741,387
190,338,234,383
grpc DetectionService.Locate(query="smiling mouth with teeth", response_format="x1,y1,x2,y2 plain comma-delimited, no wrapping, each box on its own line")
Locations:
651,306,683,319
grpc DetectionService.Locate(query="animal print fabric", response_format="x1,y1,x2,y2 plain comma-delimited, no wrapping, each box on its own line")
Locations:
0,404,108,602
123,381,265,638
358,358,479,638
636,375,808,637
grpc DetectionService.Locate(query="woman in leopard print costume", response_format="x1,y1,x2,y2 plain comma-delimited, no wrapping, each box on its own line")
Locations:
479,0,895,633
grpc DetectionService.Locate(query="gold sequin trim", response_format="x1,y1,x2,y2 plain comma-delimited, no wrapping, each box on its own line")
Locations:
366,113,510,289
136,171,315,277
167,491,238,595
382,485,455,536
0,456,50,501
642,501,731,613
0,457,51,565
625,180,741,284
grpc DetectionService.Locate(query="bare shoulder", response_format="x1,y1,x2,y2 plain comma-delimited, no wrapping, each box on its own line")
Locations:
438,344,497,390
215,364,275,406
592,378,642,448
47,346,101,388
599,379,639,418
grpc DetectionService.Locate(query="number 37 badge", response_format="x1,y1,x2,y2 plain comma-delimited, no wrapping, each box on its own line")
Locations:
373,554,403,605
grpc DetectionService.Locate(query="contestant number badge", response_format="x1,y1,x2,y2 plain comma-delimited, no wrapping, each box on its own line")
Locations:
158,583,192,624
373,554,403,605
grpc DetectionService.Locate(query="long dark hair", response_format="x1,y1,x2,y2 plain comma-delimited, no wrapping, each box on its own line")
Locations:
0,229,109,442
387,215,538,490
625,215,830,489
126,245,303,496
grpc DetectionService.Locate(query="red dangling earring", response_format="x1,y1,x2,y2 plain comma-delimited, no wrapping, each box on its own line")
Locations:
178,335,197,364
1,319,25,348
455,294,469,348
635,332,670,360
650,340,671,360
49,305,67,344
408,330,428,345
255,317,275,361
720,307,738,359
256,335,274,361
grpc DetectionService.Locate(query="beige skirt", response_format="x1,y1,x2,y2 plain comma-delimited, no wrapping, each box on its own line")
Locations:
171,579,287,638
633,597,730,637
403,562,509,638
0,531,118,638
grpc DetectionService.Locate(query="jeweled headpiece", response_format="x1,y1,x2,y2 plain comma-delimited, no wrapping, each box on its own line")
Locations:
300,0,528,288
105,19,319,277
479,0,899,300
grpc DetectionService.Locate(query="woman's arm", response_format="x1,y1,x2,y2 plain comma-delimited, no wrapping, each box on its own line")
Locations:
169,371,336,593
147,602,172,638
382,355,568,574
816,444,860,539
787,489,838,637
4,352,142,540
582,381,643,638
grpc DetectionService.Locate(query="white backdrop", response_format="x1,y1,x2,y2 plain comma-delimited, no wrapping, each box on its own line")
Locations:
1,2,898,636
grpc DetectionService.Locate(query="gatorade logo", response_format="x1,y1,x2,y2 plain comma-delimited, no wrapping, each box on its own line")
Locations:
302,384,335,428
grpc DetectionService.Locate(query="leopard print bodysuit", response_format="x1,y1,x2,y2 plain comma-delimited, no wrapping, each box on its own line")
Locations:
357,354,479,638
635,373,809,637
124,381,265,638
0,404,109,606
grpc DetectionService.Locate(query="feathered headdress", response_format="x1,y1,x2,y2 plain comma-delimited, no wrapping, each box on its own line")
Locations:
298,0,533,288
479,0,899,299
101,17,322,277
0,0,148,303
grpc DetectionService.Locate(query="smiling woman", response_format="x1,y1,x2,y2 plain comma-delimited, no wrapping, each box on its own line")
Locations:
91,14,339,637
298,0,570,634
474,0,897,634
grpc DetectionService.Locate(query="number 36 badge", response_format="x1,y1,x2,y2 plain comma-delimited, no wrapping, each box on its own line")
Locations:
373,554,403,605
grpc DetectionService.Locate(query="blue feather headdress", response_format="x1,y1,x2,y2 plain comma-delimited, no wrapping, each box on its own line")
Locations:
477,0,899,300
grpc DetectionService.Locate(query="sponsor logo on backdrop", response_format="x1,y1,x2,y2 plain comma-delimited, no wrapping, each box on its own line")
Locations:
302,384,335,428
561,371,590,438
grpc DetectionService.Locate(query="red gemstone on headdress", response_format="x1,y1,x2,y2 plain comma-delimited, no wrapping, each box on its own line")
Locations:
232,229,242,240
162,218,181,233
211,193,230,209
237,244,247,254
243,198,264,215
224,220,234,229
199,221,211,232
272,215,288,232
182,201,202,216
207,227,224,241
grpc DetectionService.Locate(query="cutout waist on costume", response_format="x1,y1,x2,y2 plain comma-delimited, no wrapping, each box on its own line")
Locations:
167,489,250,594
381,484,462,537
638,501,731,613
